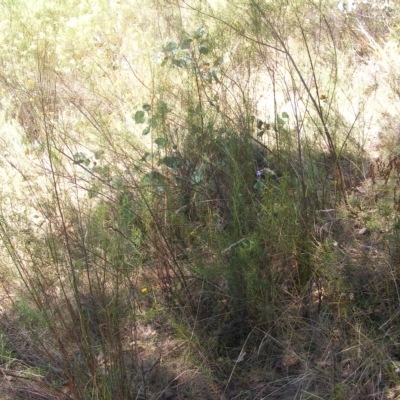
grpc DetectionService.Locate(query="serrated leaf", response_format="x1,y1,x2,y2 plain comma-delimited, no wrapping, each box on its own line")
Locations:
154,137,166,148
142,103,151,111
135,110,145,124
282,111,289,119
163,42,177,52
142,125,150,135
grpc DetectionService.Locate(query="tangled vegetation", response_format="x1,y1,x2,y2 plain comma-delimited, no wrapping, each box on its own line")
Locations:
0,0,400,398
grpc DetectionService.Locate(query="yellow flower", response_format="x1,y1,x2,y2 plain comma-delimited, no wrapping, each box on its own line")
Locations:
141,287,147,293
189,231,195,236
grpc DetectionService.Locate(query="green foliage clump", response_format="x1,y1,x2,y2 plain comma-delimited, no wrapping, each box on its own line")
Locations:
0,0,400,398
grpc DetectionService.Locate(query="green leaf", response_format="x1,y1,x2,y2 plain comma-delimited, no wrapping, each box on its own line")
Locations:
198,44,209,54
92,164,110,178
282,111,289,119
159,156,181,170
172,58,187,68
147,117,158,128
254,181,266,190
135,110,145,124
156,101,169,114
277,116,285,125
191,165,204,184
141,152,152,161
73,152,89,165
142,125,150,135
257,130,265,137
193,27,206,39
154,137,166,148
142,103,151,111
94,150,104,160
179,38,192,49
141,171,164,186
163,42,177,52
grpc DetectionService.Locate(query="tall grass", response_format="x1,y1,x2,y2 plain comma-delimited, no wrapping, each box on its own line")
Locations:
0,0,400,398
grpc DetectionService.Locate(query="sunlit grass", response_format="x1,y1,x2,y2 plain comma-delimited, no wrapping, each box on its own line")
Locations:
0,0,400,398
